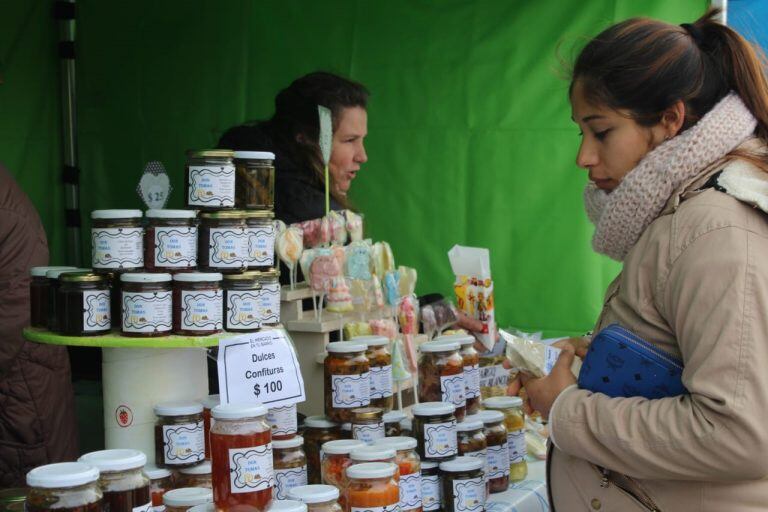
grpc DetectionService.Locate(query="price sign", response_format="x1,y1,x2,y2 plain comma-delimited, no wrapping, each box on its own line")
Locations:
217,329,305,407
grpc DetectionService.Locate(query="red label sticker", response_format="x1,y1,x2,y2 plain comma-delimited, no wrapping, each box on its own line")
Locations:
115,405,133,427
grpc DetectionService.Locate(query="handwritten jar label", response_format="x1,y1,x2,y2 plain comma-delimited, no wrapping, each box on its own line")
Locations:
486,442,510,478
440,374,466,408
122,291,172,333
154,226,197,268
247,224,275,267
273,464,307,500
352,422,385,445
370,365,393,399
162,421,204,465
464,364,481,399
399,471,423,510
228,444,274,494
226,290,262,330
92,227,143,269
181,290,223,331
83,290,111,331
331,373,371,408
188,164,235,207
452,476,485,512
421,474,441,512
258,282,280,324
267,404,298,437
508,428,527,463
423,420,457,458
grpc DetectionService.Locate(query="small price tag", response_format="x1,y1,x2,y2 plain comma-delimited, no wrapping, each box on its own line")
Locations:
137,161,172,209
217,329,305,407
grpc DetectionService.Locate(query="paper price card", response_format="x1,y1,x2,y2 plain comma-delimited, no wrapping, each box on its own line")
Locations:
218,329,305,407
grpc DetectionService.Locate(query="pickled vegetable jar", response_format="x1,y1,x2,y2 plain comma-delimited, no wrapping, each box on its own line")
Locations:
412,403,457,462
476,410,509,493
482,396,527,482
372,437,422,512
417,341,466,421
319,440,365,494
346,462,400,512
324,342,370,423
438,457,485,512
353,335,393,412
302,416,341,484
78,449,150,512
438,334,480,415
25,462,102,512
234,151,275,210
273,436,308,500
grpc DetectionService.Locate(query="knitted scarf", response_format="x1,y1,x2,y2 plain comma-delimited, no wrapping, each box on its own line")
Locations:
583,92,758,261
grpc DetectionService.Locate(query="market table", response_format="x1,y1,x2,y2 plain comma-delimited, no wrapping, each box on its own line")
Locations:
487,458,549,512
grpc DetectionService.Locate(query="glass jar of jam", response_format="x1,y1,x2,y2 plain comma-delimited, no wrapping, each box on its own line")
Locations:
254,269,281,326
186,149,236,210
349,446,397,468
267,500,307,512
222,272,262,332
91,209,144,270
438,457,485,512
419,462,441,512
372,437,422,512
456,416,487,494
78,449,150,512
346,462,400,512
324,342,370,423
319,440,365,498
143,465,173,510
58,272,111,336
120,273,173,337
198,211,248,273
476,410,509,493
268,403,298,440
162,487,212,512
273,436,308,500
145,209,198,272
350,407,385,445
30,266,76,328
412,403,457,462
172,272,223,335
210,403,273,511
97,271,123,332
234,151,276,210
438,335,480,415
353,335,393,412
200,395,220,461
302,416,341,485
25,462,102,512
417,341,466,421
483,396,527,482
245,210,276,270
177,462,212,489
382,411,405,438
287,485,341,512
46,268,90,332
154,401,205,469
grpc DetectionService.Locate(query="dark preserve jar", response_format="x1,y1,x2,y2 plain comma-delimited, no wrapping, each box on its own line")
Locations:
59,272,111,336
25,462,103,512
30,266,76,328
439,457,485,512
46,267,90,333
302,416,342,484
78,449,151,512
186,149,235,210
144,209,198,272
91,209,144,270
420,461,441,512
255,269,281,326
172,272,223,335
120,273,173,337
234,151,275,210
412,402,457,462
418,341,466,421
198,211,248,273
244,210,276,270
477,410,509,493
96,271,122,331
222,271,262,332
324,342,370,423
153,401,205,469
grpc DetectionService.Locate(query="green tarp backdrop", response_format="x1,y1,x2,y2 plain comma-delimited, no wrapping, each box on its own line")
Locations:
1,0,707,336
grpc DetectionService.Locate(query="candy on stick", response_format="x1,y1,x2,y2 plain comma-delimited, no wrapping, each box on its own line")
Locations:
397,266,417,297
274,219,287,235
276,226,304,289
373,241,395,279
328,210,348,245
307,248,341,319
397,295,420,372
421,305,437,340
332,245,347,270
344,321,372,340
345,210,364,242
383,271,400,307
349,279,372,317
369,318,398,340
299,248,317,286
345,241,373,281
390,337,413,408
326,276,353,313
370,274,385,310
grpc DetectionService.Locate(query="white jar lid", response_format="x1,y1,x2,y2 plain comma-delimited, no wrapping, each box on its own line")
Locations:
382,410,406,423
321,439,366,455
351,335,389,347
268,500,308,512
163,487,213,507
200,394,220,410
173,272,223,282
476,410,505,425
212,403,268,420
233,151,276,160
288,485,340,504
187,504,216,512
154,400,203,416
350,445,396,461
303,416,338,429
421,461,439,470
273,436,305,450
326,342,366,353
346,462,397,480
31,266,77,277
439,456,484,473
121,272,172,283
483,396,524,409
412,402,455,417
78,449,146,472
45,267,91,279
27,462,100,488
372,436,417,451
455,417,484,432
92,209,143,219
418,340,460,353
143,465,172,479
146,209,197,219
178,461,211,475
436,334,476,347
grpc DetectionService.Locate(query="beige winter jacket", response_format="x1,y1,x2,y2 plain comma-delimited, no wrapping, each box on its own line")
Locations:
548,154,768,511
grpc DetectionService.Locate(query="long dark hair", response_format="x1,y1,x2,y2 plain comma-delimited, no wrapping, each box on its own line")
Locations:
571,8,768,166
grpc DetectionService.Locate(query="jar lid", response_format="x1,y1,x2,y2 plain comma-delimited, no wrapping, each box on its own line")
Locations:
287,485,340,504
351,407,383,420
199,210,247,220
30,266,77,277
418,340,460,353
211,403,268,419
233,150,276,160
483,396,524,409
268,500,308,512
26,462,99,488
273,436,305,449
154,400,203,416
476,410,505,425
223,271,263,283
78,449,146,472
382,410,406,423
326,341,366,354
173,272,223,282
178,461,211,475
372,436,417,451
346,462,397,480
45,267,91,279
200,394,220,410
146,209,197,219
121,272,172,283
351,335,390,347
350,445,396,461
143,465,172,479
439,456,484,473
187,149,234,158
421,461,439,470
244,210,276,219
254,269,281,279
303,416,338,429
187,504,216,512
437,333,476,347
60,271,108,283
412,402,455,417
163,487,213,507
455,417,484,432
91,209,143,219
321,439,366,455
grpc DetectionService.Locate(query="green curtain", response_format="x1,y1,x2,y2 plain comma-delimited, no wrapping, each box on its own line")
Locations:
1,0,707,336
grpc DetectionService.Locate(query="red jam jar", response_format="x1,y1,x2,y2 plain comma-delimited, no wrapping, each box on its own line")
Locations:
145,209,198,272
222,272,262,332
91,209,144,270
154,401,206,469
186,149,236,210
30,266,76,328
172,272,223,335
198,211,248,273
120,273,173,337
244,210,276,270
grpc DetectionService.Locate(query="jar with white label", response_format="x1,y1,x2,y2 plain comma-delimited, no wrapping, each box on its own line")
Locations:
287,485,341,512
353,335,393,412
476,410,509,493
198,211,248,273
273,436,308,500
154,401,205,469
78,449,151,512
346,462,400,512
144,465,173,510
210,403,273,511
418,341,466,421
412,402,457,462
91,210,144,270
350,407,385,445
254,269,281,326
438,334,480,415
30,266,76,328
268,403,298,440
483,396,527,482
420,461,441,512
177,462,212,489
372,437,422,512
121,273,173,337
162,487,212,512
439,457,485,512
382,410,405,438
59,272,111,336
456,416,487,495
222,272,262,332
324,342,370,423
172,273,223,335
25,462,102,512
320,439,366,500
144,209,198,272
245,210,276,270
234,151,275,210
186,149,236,210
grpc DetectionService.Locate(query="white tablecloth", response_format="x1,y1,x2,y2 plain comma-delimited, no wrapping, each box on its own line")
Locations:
486,459,549,512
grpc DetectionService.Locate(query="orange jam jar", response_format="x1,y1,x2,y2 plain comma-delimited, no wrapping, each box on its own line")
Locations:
346,462,400,512
373,437,422,512
319,439,365,508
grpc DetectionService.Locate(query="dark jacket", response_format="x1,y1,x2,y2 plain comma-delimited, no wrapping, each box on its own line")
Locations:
0,164,78,485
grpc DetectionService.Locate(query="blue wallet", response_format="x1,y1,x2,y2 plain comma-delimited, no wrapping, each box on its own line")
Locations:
577,324,687,399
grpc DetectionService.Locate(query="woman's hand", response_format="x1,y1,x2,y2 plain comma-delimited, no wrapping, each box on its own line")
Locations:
552,336,590,359
519,345,577,420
